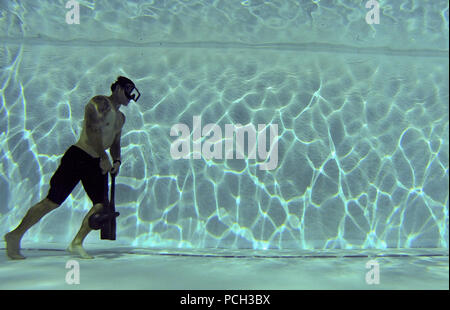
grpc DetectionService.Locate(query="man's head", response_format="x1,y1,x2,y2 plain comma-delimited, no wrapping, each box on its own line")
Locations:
110,76,140,106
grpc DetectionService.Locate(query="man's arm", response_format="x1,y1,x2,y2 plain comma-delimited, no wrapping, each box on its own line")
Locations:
109,130,121,162
85,96,109,159
109,112,125,162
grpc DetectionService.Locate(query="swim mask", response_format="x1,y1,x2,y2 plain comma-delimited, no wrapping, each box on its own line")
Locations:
112,76,141,102
123,83,141,102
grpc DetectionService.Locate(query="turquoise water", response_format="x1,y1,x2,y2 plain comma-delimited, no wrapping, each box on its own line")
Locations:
0,0,448,252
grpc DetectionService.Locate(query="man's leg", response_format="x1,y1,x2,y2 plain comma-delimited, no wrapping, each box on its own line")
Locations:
67,203,104,259
69,154,109,259
4,198,60,260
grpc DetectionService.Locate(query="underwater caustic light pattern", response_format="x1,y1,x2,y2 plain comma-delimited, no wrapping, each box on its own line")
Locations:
0,0,448,250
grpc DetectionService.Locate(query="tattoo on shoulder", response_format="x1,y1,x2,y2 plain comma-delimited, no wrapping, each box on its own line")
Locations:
92,95,109,105
91,96,110,112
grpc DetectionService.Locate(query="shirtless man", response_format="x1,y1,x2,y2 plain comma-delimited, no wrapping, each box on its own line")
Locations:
4,76,140,259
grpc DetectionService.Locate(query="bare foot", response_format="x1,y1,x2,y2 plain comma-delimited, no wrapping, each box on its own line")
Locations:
67,243,94,259
4,232,26,260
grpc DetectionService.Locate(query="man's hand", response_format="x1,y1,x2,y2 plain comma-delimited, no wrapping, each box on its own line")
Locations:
100,156,112,175
110,161,120,176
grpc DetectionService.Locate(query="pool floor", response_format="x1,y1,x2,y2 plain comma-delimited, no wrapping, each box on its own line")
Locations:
0,244,448,290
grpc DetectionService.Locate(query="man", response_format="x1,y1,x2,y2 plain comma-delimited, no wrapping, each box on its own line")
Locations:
4,76,140,259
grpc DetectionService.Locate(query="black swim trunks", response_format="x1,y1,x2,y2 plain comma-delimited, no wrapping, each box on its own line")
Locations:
46,145,108,205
